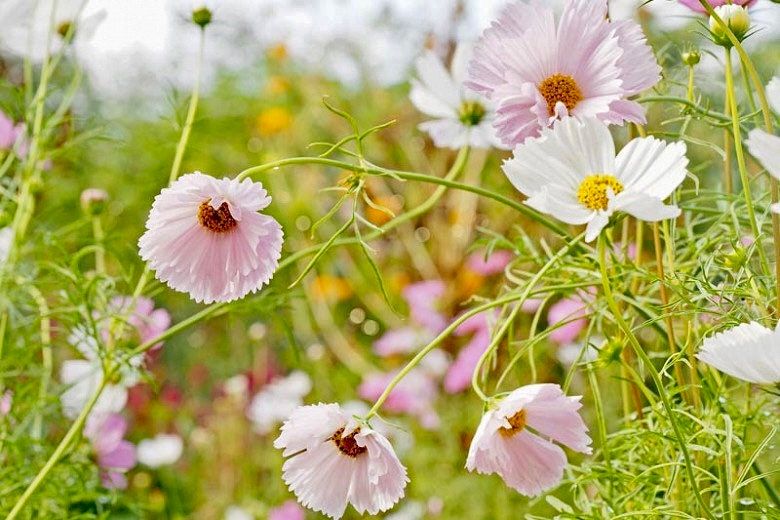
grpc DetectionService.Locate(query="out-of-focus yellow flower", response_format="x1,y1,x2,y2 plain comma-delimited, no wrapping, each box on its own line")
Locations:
311,275,353,302
266,75,290,96
255,107,293,136
456,268,485,298
267,43,288,62
366,195,401,226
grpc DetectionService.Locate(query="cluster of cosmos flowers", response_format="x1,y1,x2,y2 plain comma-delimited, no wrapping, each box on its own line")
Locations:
48,0,779,518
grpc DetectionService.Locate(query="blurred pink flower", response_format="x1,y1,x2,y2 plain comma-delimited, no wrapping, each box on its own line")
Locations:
85,413,136,489
467,250,513,276
466,384,591,496
269,500,305,520
679,0,755,13
108,296,171,350
521,298,542,314
402,280,447,333
373,327,432,357
139,172,284,304
467,0,660,146
274,403,408,519
0,390,12,416
0,110,26,155
444,311,493,394
358,368,440,429
547,289,595,345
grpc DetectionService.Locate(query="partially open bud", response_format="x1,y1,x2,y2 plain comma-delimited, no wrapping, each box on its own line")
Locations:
191,5,212,28
682,50,701,67
80,188,109,216
709,5,751,46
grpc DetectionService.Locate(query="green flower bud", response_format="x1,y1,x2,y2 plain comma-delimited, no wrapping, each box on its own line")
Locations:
192,6,212,28
80,188,109,216
682,50,701,67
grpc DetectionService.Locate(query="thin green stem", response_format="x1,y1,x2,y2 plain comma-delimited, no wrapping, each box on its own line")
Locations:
91,216,106,275
597,235,714,519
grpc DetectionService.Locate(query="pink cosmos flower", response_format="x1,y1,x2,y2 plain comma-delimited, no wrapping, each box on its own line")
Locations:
444,311,493,394
373,327,433,358
521,298,543,314
358,369,440,429
108,296,171,350
0,390,12,417
269,500,306,520
139,172,284,304
85,413,136,489
274,403,408,519
679,0,756,13
467,0,660,146
466,383,591,497
547,293,591,345
466,250,513,276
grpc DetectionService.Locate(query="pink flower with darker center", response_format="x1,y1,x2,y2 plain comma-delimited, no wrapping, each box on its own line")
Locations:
444,311,493,394
274,403,408,519
139,172,284,304
269,500,305,520
679,0,756,13
85,413,136,489
466,383,591,497
467,0,660,147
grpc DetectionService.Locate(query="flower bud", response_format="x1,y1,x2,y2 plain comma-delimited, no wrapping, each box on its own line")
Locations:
682,50,701,67
709,5,751,45
191,5,212,28
56,20,75,42
80,188,109,216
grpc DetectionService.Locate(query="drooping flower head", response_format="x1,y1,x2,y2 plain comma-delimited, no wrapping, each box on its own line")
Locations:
84,413,136,489
410,43,507,150
274,403,408,519
466,384,591,497
467,0,660,147
697,322,780,384
679,0,756,14
139,172,284,304
503,117,688,242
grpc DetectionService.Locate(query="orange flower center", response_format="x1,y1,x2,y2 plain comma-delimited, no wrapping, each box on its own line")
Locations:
499,409,527,437
331,427,367,458
197,200,238,233
538,74,583,116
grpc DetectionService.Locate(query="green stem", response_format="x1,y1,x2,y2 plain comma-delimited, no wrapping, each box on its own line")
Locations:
723,49,770,276
597,235,713,519
6,379,107,520
91,216,106,275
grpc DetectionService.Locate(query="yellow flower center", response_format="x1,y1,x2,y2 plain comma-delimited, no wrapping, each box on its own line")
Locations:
331,427,367,458
538,74,584,116
499,409,527,437
197,200,238,233
577,174,624,211
458,100,486,126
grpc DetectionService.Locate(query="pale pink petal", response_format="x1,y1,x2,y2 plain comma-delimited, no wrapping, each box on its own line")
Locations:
269,501,305,520
679,0,755,13
467,250,513,276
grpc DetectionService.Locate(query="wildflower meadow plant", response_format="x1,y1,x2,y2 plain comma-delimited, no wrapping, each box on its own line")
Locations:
1,0,780,518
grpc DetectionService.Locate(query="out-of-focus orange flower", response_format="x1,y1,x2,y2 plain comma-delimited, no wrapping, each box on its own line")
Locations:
255,107,293,136
311,275,353,302
266,75,290,96
456,268,485,298
366,195,401,226
267,43,288,62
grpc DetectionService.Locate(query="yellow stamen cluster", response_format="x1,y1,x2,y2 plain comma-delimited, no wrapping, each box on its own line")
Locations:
538,74,583,116
499,409,527,437
577,174,624,211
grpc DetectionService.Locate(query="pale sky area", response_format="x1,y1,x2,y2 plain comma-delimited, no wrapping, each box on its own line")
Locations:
0,0,777,109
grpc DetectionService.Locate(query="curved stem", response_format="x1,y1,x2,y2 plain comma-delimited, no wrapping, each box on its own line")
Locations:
6,379,106,520
597,235,714,519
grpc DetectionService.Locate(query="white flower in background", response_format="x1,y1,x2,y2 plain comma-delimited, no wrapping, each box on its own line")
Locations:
247,371,311,434
410,43,506,150
136,433,184,468
274,403,408,519
60,359,132,420
697,322,780,384
503,117,688,242
557,337,602,367
224,505,253,520
746,76,780,213
0,228,12,265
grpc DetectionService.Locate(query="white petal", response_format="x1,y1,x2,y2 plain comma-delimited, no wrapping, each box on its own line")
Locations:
412,51,460,111
615,137,688,199
584,212,610,242
767,76,780,115
610,191,681,222
697,322,780,384
525,184,592,225
746,129,780,181
409,80,456,119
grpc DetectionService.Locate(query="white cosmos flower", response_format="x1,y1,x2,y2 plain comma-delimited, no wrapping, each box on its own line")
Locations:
745,76,780,213
503,117,688,242
247,371,311,434
60,359,130,420
137,433,184,468
410,43,506,150
697,322,780,384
